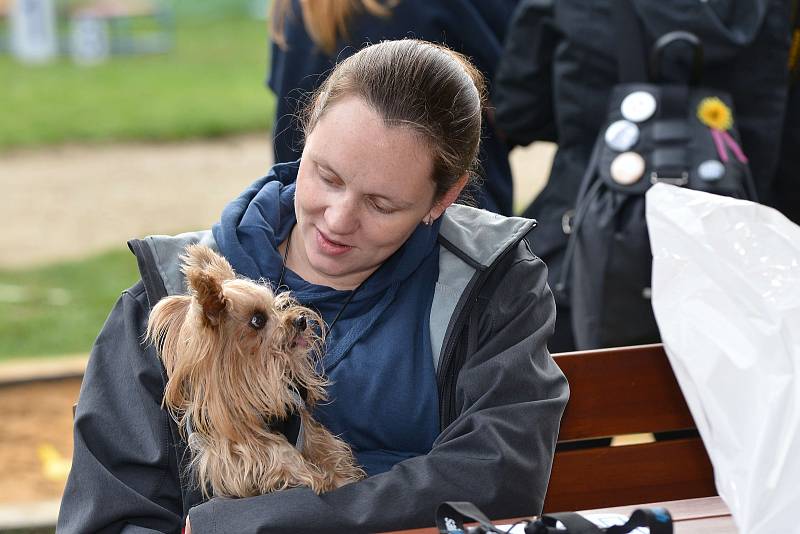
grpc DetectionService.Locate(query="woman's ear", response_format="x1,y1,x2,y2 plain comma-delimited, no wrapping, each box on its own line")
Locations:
428,173,470,221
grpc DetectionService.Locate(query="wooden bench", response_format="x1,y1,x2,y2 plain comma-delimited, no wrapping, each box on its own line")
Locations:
544,343,717,512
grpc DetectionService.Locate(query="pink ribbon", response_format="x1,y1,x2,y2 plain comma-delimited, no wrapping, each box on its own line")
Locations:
710,128,748,164
711,128,728,163
722,130,749,163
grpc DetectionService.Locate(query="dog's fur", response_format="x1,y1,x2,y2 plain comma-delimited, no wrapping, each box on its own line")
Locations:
146,244,364,498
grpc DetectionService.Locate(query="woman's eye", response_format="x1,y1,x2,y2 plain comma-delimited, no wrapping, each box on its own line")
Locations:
369,199,394,214
318,169,339,186
249,312,267,330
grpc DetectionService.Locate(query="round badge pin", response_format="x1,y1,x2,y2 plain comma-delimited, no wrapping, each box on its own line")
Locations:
620,91,657,123
610,152,646,185
697,160,726,182
604,120,640,152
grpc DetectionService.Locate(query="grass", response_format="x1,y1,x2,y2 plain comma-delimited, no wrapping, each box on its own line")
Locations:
0,4,274,359
0,12,274,149
0,248,140,361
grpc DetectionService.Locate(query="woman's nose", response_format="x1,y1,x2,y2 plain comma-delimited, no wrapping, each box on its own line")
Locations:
324,196,360,234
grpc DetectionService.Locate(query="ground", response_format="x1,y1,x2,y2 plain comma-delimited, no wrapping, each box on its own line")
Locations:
0,135,554,512
0,379,81,505
0,134,273,269
0,135,553,268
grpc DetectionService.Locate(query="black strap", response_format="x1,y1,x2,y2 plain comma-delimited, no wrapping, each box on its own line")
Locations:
650,85,690,184
790,0,800,83
650,31,703,85
527,512,603,533
612,0,648,83
613,2,706,85
436,502,509,534
554,135,606,302
436,502,673,534
528,507,673,534
267,412,303,446
606,508,673,534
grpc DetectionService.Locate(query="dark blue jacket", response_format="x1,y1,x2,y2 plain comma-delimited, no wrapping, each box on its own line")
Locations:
268,0,519,215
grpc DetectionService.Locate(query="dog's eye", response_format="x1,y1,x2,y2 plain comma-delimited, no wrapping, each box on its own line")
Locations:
249,312,267,330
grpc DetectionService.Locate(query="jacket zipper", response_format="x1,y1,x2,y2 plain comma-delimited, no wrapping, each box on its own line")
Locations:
436,224,535,430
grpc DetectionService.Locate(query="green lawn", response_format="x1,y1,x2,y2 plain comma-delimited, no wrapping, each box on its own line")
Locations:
0,13,274,149
0,249,140,361
0,6,278,360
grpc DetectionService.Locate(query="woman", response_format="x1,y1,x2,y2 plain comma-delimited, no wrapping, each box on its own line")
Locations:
269,0,519,216
58,40,568,534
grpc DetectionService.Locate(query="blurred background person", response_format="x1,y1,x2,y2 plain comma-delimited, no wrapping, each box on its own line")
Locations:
494,0,797,352
269,0,519,215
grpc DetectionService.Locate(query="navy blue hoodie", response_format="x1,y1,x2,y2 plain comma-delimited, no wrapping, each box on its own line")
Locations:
212,162,441,475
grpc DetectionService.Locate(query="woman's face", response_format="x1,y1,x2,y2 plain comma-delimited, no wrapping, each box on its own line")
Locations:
293,96,441,290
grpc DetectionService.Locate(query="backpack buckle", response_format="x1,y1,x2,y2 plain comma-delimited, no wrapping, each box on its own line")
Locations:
650,171,688,186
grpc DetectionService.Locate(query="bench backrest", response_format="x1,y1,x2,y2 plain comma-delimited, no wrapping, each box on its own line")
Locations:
544,344,716,512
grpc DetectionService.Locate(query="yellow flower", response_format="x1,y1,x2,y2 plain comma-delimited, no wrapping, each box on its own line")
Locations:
697,97,733,130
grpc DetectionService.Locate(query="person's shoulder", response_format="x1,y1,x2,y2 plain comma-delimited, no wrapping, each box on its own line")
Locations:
439,204,537,268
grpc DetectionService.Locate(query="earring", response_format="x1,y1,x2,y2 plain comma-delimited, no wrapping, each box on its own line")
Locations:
423,214,434,226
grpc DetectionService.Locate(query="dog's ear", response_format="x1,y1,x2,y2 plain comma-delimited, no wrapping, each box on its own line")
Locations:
181,245,236,327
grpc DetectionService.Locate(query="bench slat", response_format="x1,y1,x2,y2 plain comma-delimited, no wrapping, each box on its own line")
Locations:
545,437,716,512
545,344,717,513
555,344,695,440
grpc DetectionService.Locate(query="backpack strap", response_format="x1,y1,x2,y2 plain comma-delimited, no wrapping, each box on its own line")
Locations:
650,85,691,186
790,0,799,84
612,0,648,83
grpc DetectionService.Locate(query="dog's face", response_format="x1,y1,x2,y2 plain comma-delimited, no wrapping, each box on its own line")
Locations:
203,277,318,367
148,245,328,442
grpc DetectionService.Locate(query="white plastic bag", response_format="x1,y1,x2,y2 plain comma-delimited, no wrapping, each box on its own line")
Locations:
646,183,800,534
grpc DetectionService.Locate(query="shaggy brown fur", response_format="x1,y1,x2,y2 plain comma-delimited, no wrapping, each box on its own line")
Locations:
146,244,364,498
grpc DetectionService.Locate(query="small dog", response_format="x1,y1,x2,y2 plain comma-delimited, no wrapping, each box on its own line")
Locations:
146,244,364,498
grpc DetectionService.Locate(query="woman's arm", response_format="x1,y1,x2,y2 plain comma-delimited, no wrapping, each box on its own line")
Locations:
58,282,183,534
187,246,569,534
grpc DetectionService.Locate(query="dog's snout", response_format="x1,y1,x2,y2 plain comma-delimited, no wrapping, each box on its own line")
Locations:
293,315,307,332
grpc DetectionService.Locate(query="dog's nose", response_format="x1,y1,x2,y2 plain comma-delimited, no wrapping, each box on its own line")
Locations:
293,315,307,332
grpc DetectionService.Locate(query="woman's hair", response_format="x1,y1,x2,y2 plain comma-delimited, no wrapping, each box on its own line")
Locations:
271,0,396,56
302,39,486,202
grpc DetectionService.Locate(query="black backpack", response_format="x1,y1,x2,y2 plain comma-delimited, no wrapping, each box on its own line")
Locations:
556,2,757,350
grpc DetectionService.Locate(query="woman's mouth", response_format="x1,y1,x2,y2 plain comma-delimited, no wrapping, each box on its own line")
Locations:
315,228,353,256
